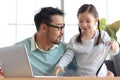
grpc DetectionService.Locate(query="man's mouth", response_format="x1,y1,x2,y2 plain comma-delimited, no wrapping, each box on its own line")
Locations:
58,35,63,39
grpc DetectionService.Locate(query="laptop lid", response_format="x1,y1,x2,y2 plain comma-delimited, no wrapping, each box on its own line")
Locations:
0,44,33,77
96,45,111,75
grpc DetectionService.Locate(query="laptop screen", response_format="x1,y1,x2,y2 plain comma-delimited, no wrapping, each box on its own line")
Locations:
0,44,33,77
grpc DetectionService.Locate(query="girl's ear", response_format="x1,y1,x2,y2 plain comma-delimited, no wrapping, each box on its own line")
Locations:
95,17,99,22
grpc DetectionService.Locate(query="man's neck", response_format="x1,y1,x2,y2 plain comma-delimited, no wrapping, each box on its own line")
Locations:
35,34,53,51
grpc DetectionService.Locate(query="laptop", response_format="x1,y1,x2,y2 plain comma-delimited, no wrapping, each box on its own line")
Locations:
96,45,111,75
0,44,33,77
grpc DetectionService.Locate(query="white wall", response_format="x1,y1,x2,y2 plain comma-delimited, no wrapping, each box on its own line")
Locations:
0,0,120,47
0,0,61,47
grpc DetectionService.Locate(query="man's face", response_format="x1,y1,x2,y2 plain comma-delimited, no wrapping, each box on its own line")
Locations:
46,15,65,44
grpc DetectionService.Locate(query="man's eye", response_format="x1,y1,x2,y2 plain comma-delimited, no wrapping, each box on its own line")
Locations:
58,26,64,30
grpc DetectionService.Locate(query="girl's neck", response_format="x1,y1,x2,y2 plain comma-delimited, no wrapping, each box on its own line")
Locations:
82,30,95,40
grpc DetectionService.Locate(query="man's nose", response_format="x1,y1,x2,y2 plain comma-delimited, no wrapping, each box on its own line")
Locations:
60,29,64,35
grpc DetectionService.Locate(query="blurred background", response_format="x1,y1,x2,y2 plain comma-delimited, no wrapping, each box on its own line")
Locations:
0,0,120,47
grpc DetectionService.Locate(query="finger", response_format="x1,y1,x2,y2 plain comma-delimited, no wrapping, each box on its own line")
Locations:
52,70,59,76
108,41,112,46
110,42,116,50
53,68,65,76
0,68,4,79
0,68,3,76
60,69,65,73
55,69,61,76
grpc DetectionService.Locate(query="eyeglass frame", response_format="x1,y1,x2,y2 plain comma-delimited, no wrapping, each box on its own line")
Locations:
45,23,65,31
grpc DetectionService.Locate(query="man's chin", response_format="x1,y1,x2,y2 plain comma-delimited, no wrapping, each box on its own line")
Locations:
53,40,61,44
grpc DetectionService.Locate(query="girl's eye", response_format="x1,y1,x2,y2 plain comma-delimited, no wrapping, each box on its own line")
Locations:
87,21,91,23
79,21,83,23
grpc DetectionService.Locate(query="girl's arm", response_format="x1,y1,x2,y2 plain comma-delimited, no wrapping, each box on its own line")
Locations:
108,39,119,55
103,31,119,55
53,49,75,76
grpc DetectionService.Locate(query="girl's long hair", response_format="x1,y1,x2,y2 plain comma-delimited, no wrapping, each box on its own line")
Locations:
77,4,102,45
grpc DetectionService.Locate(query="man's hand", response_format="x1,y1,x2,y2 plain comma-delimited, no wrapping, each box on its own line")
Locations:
0,67,4,78
52,66,65,76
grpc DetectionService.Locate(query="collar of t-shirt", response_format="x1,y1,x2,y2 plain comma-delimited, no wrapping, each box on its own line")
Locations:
30,34,58,52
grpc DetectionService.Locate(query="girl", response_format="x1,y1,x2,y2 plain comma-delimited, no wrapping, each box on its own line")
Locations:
53,4,119,77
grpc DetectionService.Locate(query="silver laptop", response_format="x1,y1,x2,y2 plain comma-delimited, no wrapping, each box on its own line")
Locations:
0,44,33,77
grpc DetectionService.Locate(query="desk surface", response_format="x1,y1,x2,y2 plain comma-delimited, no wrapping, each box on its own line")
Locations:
2,77,120,80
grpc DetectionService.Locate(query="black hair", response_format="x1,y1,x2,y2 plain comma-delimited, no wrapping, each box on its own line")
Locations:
77,4,102,45
34,7,64,31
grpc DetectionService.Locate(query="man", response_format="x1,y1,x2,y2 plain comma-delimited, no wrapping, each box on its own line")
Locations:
17,7,66,76
1,7,66,76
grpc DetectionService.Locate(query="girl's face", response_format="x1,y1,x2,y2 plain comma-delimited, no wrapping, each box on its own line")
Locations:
78,12,98,33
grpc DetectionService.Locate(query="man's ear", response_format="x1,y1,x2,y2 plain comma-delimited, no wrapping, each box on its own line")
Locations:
40,23,48,32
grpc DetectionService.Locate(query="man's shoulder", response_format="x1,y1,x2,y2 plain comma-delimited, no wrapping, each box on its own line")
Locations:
57,42,67,51
59,42,67,47
15,37,31,46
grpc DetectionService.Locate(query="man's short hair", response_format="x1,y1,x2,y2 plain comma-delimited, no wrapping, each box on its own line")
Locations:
34,7,64,31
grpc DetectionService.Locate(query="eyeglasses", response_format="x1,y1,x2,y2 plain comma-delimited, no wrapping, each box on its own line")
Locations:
46,23,65,31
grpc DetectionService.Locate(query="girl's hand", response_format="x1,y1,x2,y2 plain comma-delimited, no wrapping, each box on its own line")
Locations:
52,66,65,76
107,70,114,77
108,41,116,51
107,40,119,55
